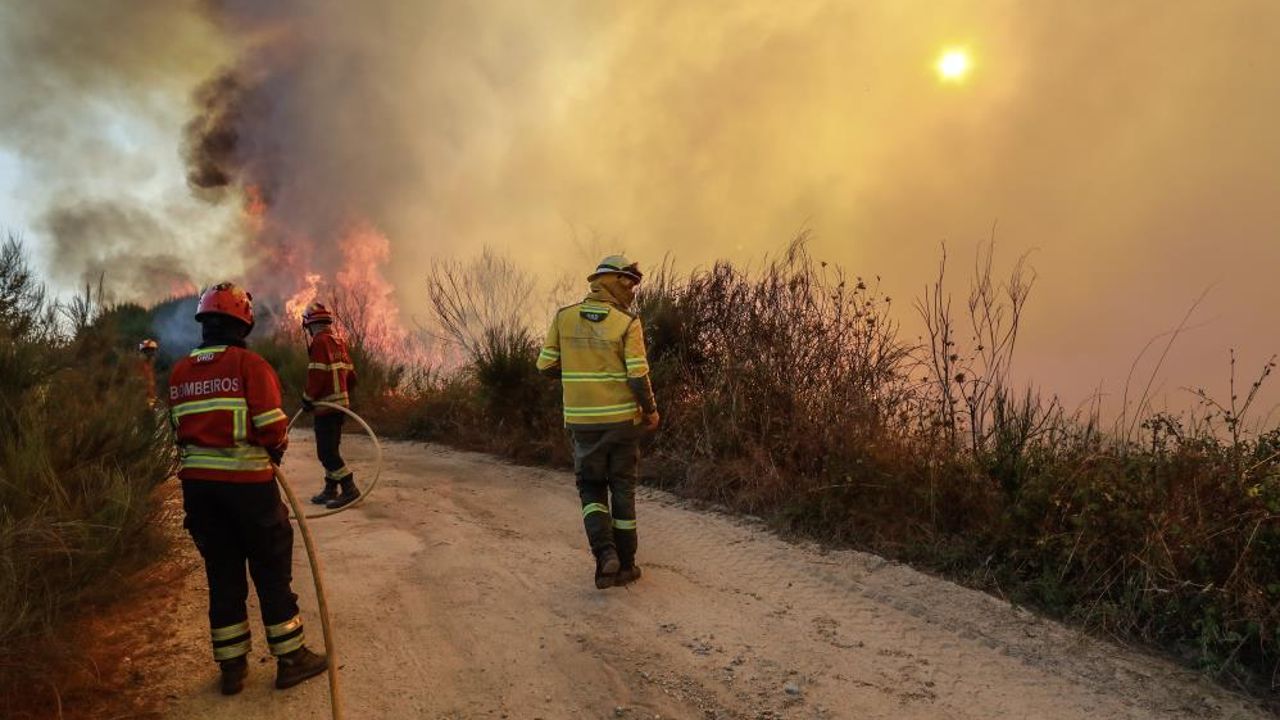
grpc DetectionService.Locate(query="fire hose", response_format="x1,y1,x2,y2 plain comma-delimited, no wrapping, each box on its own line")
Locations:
272,463,343,720
270,401,384,720
285,403,385,519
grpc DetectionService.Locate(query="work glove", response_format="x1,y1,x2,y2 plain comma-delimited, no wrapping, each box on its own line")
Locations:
267,445,285,466
641,410,661,432
301,396,315,413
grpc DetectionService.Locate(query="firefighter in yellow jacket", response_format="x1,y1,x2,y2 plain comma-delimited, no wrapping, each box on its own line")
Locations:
536,255,659,589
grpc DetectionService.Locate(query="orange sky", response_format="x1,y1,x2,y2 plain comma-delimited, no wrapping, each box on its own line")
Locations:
1,0,1277,417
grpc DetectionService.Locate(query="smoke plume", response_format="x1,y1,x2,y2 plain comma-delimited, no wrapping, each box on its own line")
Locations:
2,0,1278,407
41,199,195,298
0,0,235,305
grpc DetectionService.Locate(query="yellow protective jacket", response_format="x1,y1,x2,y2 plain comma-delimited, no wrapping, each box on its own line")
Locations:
536,283,657,430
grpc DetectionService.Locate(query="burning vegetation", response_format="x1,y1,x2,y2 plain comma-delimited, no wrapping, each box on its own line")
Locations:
181,29,412,355
4,0,1280,711
6,221,1280,709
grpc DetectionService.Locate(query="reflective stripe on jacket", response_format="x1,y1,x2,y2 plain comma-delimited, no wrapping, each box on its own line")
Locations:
304,330,356,415
168,345,289,483
537,295,656,430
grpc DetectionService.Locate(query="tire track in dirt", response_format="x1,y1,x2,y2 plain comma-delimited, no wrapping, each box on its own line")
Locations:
153,434,1267,719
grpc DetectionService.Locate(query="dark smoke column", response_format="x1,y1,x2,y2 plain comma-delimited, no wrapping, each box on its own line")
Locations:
181,1,411,343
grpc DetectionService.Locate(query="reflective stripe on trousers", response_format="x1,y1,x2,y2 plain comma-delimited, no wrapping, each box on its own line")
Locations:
572,426,640,562
266,614,305,656
211,620,251,661
315,412,351,483
182,480,301,662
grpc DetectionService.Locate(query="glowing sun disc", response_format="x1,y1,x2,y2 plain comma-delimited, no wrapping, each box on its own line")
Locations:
936,50,971,81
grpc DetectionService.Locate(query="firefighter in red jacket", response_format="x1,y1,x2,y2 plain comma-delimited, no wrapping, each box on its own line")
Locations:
137,338,159,405
168,283,328,696
300,301,360,509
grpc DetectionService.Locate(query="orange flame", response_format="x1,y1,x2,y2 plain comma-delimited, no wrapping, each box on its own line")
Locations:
284,272,322,326
240,185,417,363
262,222,416,362
166,276,199,299
333,222,408,350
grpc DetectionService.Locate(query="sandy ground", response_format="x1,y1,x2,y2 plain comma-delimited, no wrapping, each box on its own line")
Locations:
154,431,1272,720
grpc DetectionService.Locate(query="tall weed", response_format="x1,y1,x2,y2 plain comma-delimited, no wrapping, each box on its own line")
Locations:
0,237,174,703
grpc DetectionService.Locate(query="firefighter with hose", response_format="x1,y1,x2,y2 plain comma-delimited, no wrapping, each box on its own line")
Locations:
300,301,361,509
536,255,660,590
167,282,328,695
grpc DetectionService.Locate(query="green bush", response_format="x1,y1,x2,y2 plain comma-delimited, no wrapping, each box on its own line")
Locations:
0,237,174,699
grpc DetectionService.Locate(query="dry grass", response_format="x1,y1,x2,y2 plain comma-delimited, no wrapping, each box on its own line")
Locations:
359,236,1280,699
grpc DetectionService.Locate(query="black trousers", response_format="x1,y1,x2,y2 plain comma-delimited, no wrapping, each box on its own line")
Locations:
314,413,352,483
182,479,305,661
571,426,639,564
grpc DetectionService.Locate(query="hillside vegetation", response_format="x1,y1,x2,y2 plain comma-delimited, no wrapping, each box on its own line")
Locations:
0,237,174,713
364,240,1280,698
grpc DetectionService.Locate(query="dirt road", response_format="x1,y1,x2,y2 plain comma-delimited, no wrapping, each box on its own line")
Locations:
158,432,1268,719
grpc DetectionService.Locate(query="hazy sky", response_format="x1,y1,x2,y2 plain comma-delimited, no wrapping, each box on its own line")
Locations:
1,0,1277,417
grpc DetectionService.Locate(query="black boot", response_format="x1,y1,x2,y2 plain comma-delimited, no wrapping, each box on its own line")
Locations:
275,646,328,689
219,656,248,696
310,481,338,505
325,477,360,509
615,563,642,586
594,547,620,590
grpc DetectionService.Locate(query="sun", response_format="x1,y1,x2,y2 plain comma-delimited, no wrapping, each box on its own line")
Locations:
936,49,971,82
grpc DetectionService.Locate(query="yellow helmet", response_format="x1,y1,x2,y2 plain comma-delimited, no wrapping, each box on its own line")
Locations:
587,255,643,283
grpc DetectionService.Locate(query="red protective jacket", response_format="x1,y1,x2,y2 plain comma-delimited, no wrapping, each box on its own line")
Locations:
168,344,289,483
304,330,356,416
138,357,157,404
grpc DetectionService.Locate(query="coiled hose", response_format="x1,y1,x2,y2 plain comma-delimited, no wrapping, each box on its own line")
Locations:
271,401,383,720
285,403,384,519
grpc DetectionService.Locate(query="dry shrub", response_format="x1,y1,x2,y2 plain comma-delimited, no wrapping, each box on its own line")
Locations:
372,237,1280,698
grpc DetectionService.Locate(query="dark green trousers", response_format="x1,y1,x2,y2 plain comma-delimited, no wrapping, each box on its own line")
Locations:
571,426,639,564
